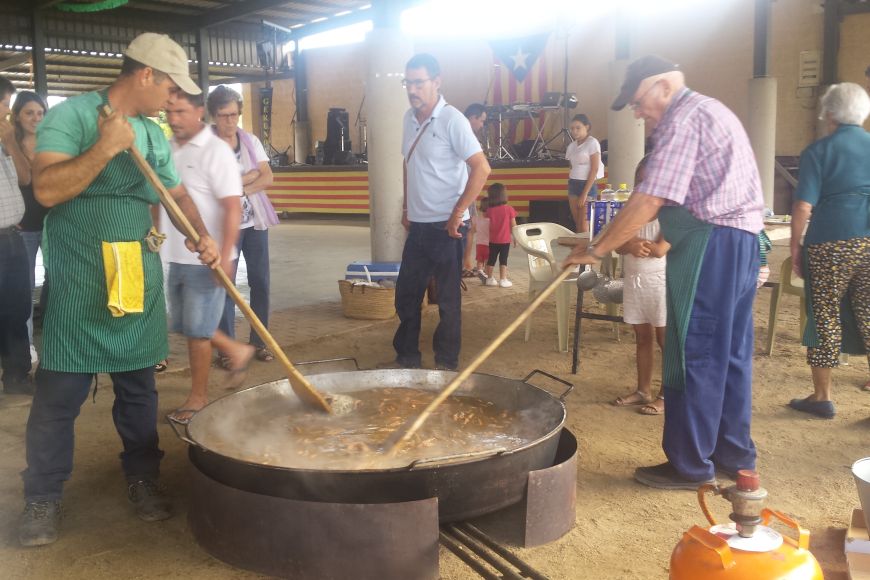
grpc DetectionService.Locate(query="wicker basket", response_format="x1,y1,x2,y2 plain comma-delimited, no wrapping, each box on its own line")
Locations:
338,279,396,320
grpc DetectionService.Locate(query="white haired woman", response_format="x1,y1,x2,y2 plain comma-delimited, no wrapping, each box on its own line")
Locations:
788,82,870,418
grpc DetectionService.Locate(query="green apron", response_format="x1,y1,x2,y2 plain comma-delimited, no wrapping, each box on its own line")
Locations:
658,206,713,390
41,92,169,373
800,191,870,356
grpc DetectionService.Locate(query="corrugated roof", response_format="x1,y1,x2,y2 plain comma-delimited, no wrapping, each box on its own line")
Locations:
1,0,389,96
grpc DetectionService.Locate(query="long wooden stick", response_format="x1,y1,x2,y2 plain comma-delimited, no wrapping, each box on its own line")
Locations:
381,266,576,454
111,108,332,413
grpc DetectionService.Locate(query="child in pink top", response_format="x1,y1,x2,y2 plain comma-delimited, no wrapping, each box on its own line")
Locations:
483,183,518,288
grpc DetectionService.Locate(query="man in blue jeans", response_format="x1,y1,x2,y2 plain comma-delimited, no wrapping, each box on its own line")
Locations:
391,54,491,371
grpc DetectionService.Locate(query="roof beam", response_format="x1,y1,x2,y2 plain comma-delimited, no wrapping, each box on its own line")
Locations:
840,1,870,15
188,0,299,30
0,53,31,72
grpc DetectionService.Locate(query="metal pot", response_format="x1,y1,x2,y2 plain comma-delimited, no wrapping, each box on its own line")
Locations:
171,368,571,522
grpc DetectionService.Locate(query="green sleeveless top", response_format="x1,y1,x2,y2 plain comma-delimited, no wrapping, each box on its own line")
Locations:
658,206,713,391
36,91,180,373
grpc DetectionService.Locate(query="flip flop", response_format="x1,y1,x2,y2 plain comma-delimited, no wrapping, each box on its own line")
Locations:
862,381,870,392
462,269,476,278
154,360,168,373
214,354,233,371
638,397,665,415
255,347,274,362
166,408,201,425
611,390,652,407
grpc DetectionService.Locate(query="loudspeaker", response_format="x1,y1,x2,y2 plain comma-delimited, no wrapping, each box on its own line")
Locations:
324,108,352,165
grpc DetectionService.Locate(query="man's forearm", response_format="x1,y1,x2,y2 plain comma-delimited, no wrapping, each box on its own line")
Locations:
453,164,491,216
34,145,114,207
590,193,663,256
172,190,210,240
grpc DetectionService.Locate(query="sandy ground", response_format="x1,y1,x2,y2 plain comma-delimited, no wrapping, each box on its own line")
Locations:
1,242,868,579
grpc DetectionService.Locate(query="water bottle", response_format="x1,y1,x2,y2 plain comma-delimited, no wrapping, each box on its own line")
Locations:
599,183,615,201
615,183,631,202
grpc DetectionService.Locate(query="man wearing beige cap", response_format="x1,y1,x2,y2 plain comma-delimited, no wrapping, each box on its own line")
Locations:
19,32,219,547
566,55,765,491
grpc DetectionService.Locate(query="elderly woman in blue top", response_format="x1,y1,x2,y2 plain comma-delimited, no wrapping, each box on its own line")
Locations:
788,82,870,419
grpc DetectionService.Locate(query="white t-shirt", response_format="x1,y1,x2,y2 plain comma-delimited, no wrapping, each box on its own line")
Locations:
623,219,666,275
161,126,243,265
402,96,482,223
232,131,270,229
566,137,605,181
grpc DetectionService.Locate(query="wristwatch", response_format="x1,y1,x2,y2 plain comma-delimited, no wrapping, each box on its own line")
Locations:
586,242,603,259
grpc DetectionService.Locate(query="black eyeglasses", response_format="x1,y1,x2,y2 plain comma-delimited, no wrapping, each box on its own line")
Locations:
401,78,431,89
629,81,660,111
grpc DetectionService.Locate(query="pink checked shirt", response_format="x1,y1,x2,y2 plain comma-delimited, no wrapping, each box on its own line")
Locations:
639,88,764,234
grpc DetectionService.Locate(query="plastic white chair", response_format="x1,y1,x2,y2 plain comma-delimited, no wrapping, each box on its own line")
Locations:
513,222,581,352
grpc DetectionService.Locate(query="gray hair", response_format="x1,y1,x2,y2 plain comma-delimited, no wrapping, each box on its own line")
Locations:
819,82,870,125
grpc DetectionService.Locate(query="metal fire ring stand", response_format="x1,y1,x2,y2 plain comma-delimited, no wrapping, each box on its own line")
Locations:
187,359,578,580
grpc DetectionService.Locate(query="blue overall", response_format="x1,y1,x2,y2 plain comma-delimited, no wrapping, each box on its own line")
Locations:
662,226,759,481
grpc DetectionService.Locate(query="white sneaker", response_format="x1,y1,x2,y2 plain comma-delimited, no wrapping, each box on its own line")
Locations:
485,277,498,287
499,278,513,288
29,345,38,365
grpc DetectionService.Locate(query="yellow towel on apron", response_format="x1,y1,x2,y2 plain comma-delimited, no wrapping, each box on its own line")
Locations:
101,241,145,317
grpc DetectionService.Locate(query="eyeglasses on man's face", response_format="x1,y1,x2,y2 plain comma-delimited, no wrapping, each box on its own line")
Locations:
401,78,431,90
629,80,660,111
215,111,240,121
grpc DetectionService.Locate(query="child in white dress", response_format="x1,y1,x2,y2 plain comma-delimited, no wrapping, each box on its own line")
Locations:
611,156,669,415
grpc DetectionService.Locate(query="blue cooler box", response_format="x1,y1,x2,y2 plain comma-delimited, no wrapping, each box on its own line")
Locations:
345,261,401,283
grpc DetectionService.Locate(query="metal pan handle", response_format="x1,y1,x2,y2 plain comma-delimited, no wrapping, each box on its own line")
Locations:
406,448,504,470
166,416,200,448
522,369,574,400
294,357,360,375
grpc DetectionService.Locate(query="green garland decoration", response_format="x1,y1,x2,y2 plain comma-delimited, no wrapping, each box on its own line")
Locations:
55,0,130,13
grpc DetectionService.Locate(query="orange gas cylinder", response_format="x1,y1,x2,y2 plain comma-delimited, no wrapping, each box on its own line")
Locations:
670,471,824,580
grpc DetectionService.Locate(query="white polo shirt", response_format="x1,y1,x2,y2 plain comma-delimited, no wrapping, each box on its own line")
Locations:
402,96,482,223
160,125,243,265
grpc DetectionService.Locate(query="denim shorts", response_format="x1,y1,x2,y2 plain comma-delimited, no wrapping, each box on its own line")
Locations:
167,263,226,338
568,178,598,199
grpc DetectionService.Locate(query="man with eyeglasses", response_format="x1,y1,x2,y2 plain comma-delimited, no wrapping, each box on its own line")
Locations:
389,53,491,371
565,55,765,491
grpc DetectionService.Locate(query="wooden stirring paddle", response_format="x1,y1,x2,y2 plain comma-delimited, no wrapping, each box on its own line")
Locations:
380,266,577,454
100,105,333,413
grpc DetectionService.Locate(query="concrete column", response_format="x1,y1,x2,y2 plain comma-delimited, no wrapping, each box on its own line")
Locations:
606,60,645,189
747,77,777,209
366,27,413,262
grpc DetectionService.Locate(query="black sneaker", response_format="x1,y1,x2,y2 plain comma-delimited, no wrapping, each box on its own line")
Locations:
127,480,172,522
19,500,62,547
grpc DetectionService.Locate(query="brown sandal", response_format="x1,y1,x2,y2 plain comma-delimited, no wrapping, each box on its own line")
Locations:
638,396,665,416
611,390,652,407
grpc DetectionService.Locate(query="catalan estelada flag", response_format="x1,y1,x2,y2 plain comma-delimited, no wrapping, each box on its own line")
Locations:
490,33,553,144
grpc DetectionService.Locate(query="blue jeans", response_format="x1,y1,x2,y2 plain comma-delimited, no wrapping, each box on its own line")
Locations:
20,229,41,344
23,367,164,501
0,230,31,389
167,263,226,338
393,221,466,369
219,227,270,348
662,227,759,481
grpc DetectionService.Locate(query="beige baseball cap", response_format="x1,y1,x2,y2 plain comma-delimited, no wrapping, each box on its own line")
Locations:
124,32,201,95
